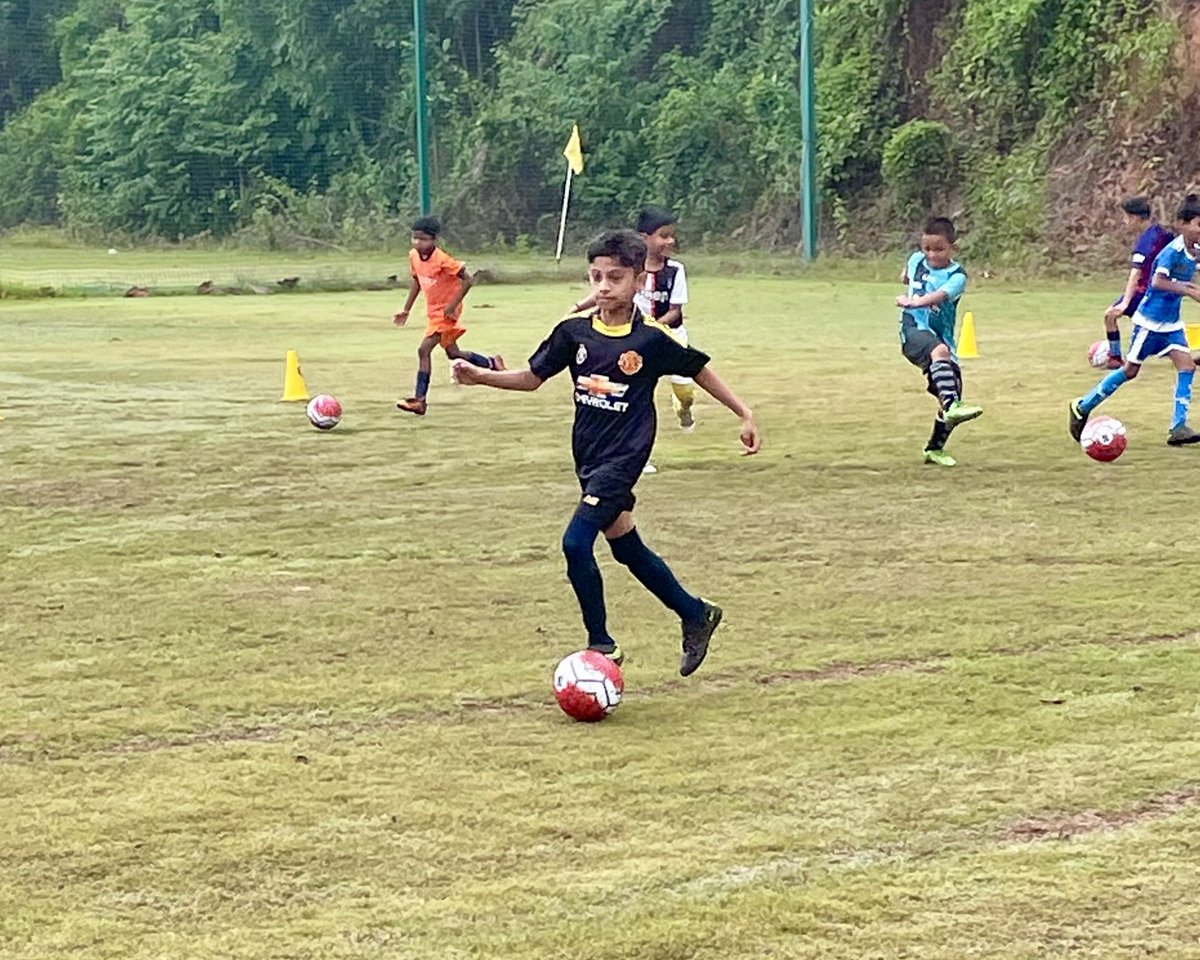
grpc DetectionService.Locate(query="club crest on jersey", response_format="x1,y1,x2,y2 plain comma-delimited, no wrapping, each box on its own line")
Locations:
618,351,643,375
576,344,587,365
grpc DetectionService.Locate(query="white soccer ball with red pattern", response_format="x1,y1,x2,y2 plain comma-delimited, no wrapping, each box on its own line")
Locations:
1087,340,1111,368
553,650,624,722
306,394,342,430
1080,415,1127,462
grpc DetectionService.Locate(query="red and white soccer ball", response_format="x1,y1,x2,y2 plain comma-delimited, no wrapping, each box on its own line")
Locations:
553,650,624,722
1080,415,1127,462
1087,340,1111,368
306,394,342,430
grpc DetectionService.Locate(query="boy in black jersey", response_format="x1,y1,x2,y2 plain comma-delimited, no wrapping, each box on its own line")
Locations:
452,230,761,676
572,207,696,475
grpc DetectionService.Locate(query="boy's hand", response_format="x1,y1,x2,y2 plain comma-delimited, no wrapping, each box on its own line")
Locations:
740,415,762,455
896,294,914,309
393,310,410,326
450,359,482,385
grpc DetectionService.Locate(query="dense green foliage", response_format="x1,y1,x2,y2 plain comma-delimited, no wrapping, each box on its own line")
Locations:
0,0,1182,254
882,120,956,217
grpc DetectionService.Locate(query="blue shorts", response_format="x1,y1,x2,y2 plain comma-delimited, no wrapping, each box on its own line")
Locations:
1112,291,1145,318
1127,324,1189,365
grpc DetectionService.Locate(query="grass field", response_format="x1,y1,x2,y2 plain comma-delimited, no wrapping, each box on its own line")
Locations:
5,270,1200,959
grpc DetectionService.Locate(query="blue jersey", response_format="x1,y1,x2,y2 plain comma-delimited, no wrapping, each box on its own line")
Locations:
1135,236,1199,331
902,251,968,353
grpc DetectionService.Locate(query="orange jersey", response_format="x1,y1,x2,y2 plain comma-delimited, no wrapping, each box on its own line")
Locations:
410,247,466,322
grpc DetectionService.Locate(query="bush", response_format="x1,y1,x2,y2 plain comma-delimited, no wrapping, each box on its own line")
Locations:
881,120,957,216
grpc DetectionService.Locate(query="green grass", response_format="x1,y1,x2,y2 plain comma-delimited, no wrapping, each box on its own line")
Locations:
0,235,908,297
4,273,1200,958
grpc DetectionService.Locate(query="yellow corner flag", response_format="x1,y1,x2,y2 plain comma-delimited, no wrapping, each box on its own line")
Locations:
563,124,584,175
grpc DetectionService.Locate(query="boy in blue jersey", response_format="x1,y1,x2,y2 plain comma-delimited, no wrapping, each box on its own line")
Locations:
1102,197,1175,367
1071,195,1200,446
452,229,762,677
897,217,982,467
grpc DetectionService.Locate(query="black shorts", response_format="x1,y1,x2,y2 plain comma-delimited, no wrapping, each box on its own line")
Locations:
899,313,945,372
571,484,636,532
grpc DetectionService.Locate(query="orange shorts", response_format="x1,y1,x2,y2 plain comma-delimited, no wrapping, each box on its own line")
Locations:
424,319,467,349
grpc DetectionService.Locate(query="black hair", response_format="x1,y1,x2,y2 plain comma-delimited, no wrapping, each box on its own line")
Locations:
411,215,441,238
922,217,957,243
586,229,647,271
1121,197,1152,219
1178,194,1200,223
635,205,677,236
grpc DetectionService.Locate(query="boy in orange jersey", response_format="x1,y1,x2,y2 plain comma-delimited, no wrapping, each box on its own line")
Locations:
393,216,503,415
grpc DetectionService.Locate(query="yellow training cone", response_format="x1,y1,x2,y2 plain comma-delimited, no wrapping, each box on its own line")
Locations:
1187,323,1200,350
281,350,310,401
958,311,979,359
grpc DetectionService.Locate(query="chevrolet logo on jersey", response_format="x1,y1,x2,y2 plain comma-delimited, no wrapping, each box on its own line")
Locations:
577,374,628,397
575,374,630,412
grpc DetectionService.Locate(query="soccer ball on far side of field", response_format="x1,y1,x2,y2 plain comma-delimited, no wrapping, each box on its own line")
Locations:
306,394,343,430
1087,340,1111,368
1080,415,1127,462
553,650,624,722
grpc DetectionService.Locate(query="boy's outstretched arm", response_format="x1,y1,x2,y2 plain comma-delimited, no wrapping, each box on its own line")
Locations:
444,268,474,320
1152,273,1200,300
393,277,421,325
694,367,761,454
1106,267,1142,320
571,294,598,315
658,304,684,328
451,360,542,391
897,288,950,309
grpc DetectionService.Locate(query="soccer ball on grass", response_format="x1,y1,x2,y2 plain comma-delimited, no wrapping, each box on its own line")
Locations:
1080,415,1127,462
553,650,624,722
1087,341,1111,368
306,394,343,430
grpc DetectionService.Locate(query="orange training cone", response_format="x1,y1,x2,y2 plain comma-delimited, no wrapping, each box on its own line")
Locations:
958,311,979,359
281,350,310,401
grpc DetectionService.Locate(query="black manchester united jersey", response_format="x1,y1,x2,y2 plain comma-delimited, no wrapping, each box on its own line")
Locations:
528,312,710,493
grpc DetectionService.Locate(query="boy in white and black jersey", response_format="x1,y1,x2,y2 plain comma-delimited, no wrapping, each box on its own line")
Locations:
454,230,761,677
634,206,697,436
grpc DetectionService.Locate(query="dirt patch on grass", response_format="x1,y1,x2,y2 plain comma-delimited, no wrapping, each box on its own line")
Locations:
112,724,285,753
755,658,945,685
1002,784,1200,843
632,656,943,698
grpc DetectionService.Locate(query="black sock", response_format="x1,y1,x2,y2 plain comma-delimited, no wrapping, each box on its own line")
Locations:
608,529,705,623
562,516,613,647
927,359,961,411
1107,329,1122,357
926,415,953,452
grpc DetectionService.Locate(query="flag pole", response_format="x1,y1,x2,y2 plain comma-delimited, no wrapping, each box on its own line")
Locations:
555,165,573,262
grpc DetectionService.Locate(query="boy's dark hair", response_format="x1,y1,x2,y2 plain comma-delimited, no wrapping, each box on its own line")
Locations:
411,215,441,238
635,206,677,236
1121,197,1152,219
586,229,647,271
922,217,957,243
1178,194,1200,223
